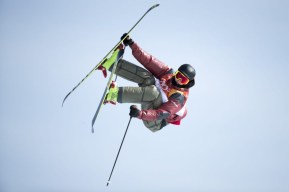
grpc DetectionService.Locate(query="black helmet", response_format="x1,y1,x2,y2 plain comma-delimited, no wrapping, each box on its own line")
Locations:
178,64,196,80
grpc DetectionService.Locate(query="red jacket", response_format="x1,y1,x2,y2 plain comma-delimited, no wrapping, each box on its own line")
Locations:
130,43,189,125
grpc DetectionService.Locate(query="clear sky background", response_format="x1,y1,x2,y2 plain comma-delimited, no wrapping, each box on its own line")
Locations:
1,0,289,192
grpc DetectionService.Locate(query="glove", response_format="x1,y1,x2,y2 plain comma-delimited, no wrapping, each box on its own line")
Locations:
121,33,134,46
129,105,140,118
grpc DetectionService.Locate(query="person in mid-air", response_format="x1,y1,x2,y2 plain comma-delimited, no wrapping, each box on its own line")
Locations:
97,34,196,132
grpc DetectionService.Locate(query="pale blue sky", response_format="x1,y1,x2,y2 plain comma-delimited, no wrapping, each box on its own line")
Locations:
1,0,289,192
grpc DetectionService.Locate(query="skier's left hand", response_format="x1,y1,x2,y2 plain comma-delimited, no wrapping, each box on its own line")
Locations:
121,33,134,46
129,105,140,118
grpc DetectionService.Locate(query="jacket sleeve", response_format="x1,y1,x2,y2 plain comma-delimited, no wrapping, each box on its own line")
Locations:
129,43,171,79
137,92,186,121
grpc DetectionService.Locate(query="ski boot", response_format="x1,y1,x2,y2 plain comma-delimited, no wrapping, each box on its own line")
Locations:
104,81,119,105
97,44,124,78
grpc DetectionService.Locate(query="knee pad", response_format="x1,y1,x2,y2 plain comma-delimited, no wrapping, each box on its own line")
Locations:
139,77,155,87
143,85,159,101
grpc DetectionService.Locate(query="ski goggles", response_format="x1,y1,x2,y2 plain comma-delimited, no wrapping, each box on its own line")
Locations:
174,70,190,85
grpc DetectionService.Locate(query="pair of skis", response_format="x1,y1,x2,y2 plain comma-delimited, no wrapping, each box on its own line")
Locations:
62,4,159,130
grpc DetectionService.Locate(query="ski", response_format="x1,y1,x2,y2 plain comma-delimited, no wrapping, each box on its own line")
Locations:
91,49,125,133
62,4,160,107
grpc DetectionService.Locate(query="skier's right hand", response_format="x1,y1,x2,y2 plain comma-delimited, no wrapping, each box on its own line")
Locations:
129,105,140,118
121,33,134,46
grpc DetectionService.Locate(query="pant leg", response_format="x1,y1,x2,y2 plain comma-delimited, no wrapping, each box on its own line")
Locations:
118,85,159,103
109,59,155,87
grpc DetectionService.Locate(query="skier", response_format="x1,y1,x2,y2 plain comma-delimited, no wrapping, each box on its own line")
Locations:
98,34,196,132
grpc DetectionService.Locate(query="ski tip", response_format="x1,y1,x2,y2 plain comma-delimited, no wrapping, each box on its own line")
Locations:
106,181,110,186
62,94,69,107
91,126,95,134
149,4,160,11
152,4,160,8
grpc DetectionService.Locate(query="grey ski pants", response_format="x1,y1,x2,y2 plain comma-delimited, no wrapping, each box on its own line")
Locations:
108,59,167,132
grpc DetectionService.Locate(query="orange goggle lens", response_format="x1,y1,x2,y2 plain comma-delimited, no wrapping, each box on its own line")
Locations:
175,71,190,84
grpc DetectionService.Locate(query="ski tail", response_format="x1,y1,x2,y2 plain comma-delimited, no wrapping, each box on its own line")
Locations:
61,51,112,107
